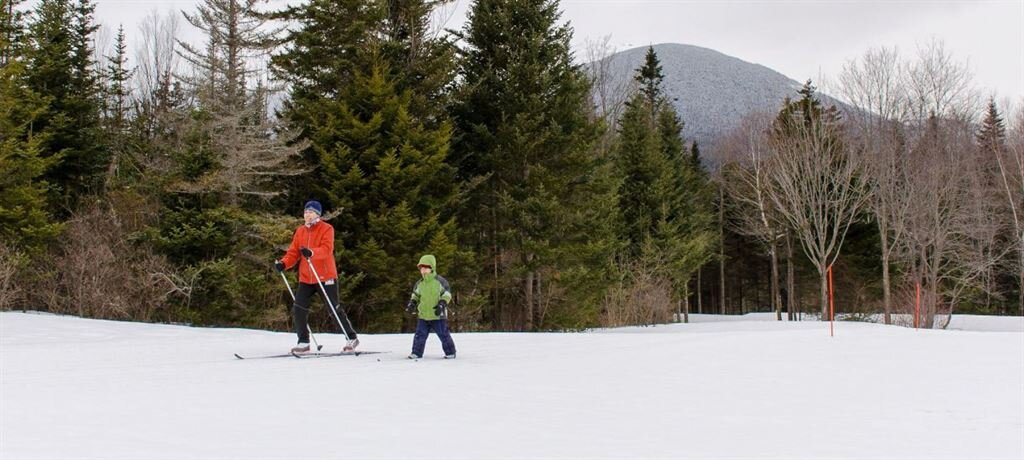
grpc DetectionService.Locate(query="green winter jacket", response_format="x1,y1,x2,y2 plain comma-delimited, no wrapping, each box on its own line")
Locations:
410,254,452,320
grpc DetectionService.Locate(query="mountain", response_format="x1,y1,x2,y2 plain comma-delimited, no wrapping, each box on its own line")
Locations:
591,43,836,147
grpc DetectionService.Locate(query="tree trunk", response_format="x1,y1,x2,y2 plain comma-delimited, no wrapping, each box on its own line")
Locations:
719,187,726,315
696,267,703,314
786,232,796,321
770,244,781,321
683,281,690,323
738,276,745,314
881,235,892,325
819,269,829,320
525,267,534,331
492,208,501,329
536,271,544,328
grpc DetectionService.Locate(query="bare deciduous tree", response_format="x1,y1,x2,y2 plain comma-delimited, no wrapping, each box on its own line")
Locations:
767,96,867,318
905,38,978,124
135,9,180,109
583,35,634,127
838,46,914,324
899,117,995,327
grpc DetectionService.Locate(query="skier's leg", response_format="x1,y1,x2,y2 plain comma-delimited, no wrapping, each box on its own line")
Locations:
293,283,317,344
411,319,429,357
435,319,457,356
318,280,357,339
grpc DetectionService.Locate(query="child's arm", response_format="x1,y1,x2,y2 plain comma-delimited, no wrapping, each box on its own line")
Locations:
437,275,453,303
405,280,421,313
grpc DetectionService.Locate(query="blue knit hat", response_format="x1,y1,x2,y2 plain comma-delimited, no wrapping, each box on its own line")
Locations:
304,200,322,216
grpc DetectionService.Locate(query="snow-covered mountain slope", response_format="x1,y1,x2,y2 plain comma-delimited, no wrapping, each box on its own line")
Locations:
593,43,847,148
2,312,1021,459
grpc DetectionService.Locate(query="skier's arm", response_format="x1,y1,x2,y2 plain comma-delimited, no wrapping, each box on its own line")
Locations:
280,228,301,270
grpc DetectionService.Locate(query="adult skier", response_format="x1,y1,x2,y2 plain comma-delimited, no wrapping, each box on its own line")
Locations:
275,200,359,353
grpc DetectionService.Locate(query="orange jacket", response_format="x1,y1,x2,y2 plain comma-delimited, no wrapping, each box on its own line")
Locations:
280,220,338,284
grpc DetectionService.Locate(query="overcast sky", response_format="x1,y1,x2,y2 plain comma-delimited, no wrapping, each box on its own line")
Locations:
87,0,1022,100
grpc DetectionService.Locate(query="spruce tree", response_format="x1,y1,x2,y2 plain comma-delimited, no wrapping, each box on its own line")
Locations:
977,97,1006,154
270,0,460,331
101,24,133,184
1,0,28,65
0,45,62,252
23,0,105,210
612,46,716,315
451,0,615,330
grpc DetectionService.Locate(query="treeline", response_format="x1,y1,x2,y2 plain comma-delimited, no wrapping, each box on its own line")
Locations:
0,0,1019,333
711,42,1023,327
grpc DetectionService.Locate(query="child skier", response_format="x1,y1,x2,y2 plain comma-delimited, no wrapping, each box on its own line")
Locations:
405,254,457,359
275,200,359,353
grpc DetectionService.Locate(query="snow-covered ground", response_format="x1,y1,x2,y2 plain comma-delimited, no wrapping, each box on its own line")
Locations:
2,311,1022,459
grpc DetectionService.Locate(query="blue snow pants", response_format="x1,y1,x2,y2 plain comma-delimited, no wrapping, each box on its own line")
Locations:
411,319,457,357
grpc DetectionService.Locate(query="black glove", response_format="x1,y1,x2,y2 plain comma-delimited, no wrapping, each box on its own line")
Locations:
274,260,285,272
300,246,313,258
434,299,447,316
406,299,418,315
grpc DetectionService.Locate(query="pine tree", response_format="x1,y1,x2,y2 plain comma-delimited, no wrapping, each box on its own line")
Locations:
23,0,106,210
451,0,615,330
612,46,716,314
380,0,457,121
0,0,28,65
977,97,1006,154
614,47,678,255
305,56,458,331
0,46,62,252
101,24,133,184
270,0,461,331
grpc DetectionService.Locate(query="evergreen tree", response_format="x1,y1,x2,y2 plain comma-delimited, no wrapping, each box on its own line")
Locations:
380,0,457,121
101,24,133,184
0,47,62,252
612,46,716,309
977,97,1006,154
0,0,28,65
23,0,105,210
270,0,461,331
450,0,616,330
615,90,666,252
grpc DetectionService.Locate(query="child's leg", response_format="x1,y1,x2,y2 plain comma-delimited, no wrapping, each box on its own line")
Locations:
411,319,430,357
434,319,457,356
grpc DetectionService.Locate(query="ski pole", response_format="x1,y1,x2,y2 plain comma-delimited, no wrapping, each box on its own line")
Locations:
279,270,323,351
303,256,352,341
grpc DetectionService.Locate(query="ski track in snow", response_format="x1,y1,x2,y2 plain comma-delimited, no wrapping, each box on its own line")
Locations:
2,311,1022,459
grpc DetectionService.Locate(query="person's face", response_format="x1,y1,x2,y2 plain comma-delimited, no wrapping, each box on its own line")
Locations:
304,209,319,224
419,265,432,276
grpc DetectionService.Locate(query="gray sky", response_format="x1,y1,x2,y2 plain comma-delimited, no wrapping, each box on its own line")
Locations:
88,0,1022,99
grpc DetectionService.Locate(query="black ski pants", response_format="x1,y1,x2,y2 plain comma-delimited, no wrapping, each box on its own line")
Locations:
293,280,357,343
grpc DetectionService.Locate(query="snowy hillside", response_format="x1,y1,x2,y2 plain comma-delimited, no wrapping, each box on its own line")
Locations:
2,312,1022,459
593,43,846,147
